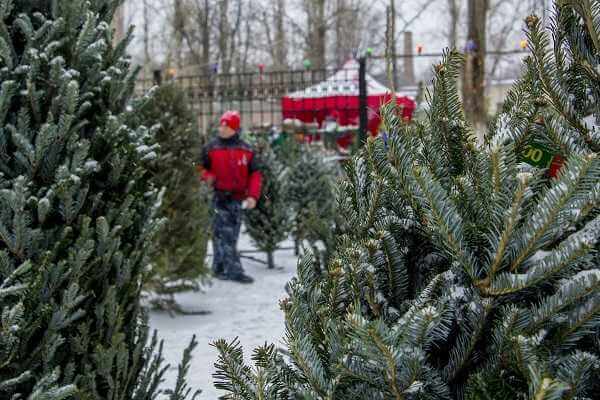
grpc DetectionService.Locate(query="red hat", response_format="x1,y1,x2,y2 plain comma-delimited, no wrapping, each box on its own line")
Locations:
220,110,241,130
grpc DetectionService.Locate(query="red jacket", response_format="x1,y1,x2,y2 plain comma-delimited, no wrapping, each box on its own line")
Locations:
200,134,262,201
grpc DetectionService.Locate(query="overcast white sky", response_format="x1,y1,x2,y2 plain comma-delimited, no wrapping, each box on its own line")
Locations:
121,0,548,81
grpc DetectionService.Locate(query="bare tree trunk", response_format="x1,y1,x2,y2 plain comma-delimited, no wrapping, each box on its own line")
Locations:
202,0,211,76
267,251,275,270
201,0,213,123
174,0,185,68
463,0,488,135
403,31,415,85
218,0,230,73
448,0,461,49
241,4,252,72
389,0,398,88
334,0,363,67
262,11,277,65
305,0,327,69
143,0,150,80
261,0,288,69
113,4,125,44
315,0,326,69
335,0,347,67
274,0,287,69
228,0,243,73
385,5,394,90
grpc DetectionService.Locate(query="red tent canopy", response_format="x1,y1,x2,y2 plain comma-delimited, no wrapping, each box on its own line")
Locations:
281,60,416,138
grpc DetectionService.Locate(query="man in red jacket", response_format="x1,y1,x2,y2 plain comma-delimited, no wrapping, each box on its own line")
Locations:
200,111,262,283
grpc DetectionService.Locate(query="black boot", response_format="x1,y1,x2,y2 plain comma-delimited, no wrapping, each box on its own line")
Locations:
228,273,254,284
214,272,229,281
213,263,226,280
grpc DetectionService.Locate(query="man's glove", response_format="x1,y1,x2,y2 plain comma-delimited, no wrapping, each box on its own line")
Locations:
242,197,257,210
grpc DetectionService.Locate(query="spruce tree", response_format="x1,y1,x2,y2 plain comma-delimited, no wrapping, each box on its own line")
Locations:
133,83,211,311
244,137,290,269
0,1,198,398
213,2,600,399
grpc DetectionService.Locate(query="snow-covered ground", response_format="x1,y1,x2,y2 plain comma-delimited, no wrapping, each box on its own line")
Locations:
149,234,298,399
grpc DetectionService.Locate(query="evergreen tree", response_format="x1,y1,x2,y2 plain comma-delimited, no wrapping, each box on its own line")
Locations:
244,137,290,269
212,2,600,399
0,1,198,398
133,83,211,312
282,143,338,266
491,5,599,156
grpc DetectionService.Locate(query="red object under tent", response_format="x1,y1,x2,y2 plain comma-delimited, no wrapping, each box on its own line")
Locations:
281,60,416,149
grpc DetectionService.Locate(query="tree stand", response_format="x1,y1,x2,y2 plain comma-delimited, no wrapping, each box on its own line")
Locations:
267,251,275,269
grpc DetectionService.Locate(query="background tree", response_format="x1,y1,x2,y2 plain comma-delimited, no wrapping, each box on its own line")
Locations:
217,0,242,74
500,7,600,154
334,0,362,67
183,0,213,75
463,0,489,134
173,0,185,68
244,137,290,269
448,0,461,48
303,0,327,69
0,1,198,398
281,143,338,267
113,2,126,42
260,0,288,69
133,83,211,312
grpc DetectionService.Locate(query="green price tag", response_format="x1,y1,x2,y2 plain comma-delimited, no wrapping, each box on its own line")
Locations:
520,143,554,168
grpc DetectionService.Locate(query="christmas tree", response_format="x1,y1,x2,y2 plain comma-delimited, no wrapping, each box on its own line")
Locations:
133,83,211,312
213,2,599,399
0,1,198,398
282,142,338,266
244,137,290,269
491,6,599,156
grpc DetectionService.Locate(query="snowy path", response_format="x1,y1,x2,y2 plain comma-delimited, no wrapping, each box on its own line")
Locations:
149,235,298,399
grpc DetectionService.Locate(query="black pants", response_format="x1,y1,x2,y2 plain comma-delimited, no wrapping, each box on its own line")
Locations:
212,197,244,277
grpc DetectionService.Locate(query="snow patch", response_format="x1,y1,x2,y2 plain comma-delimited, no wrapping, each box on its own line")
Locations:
148,234,298,399
583,114,598,129
448,286,467,300
529,249,552,262
84,161,99,171
571,269,600,282
141,151,157,161
69,174,81,185
404,381,424,394
421,305,438,317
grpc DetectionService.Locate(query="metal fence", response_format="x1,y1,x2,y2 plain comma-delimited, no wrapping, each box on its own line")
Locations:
136,58,370,142
135,50,527,140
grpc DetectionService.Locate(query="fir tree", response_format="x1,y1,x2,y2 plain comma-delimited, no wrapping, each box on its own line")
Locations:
213,2,600,399
0,1,198,398
282,143,338,266
490,4,599,156
133,83,211,312
244,137,290,269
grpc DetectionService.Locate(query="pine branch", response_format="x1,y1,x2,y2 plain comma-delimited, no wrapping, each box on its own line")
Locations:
508,154,598,272
412,167,479,280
